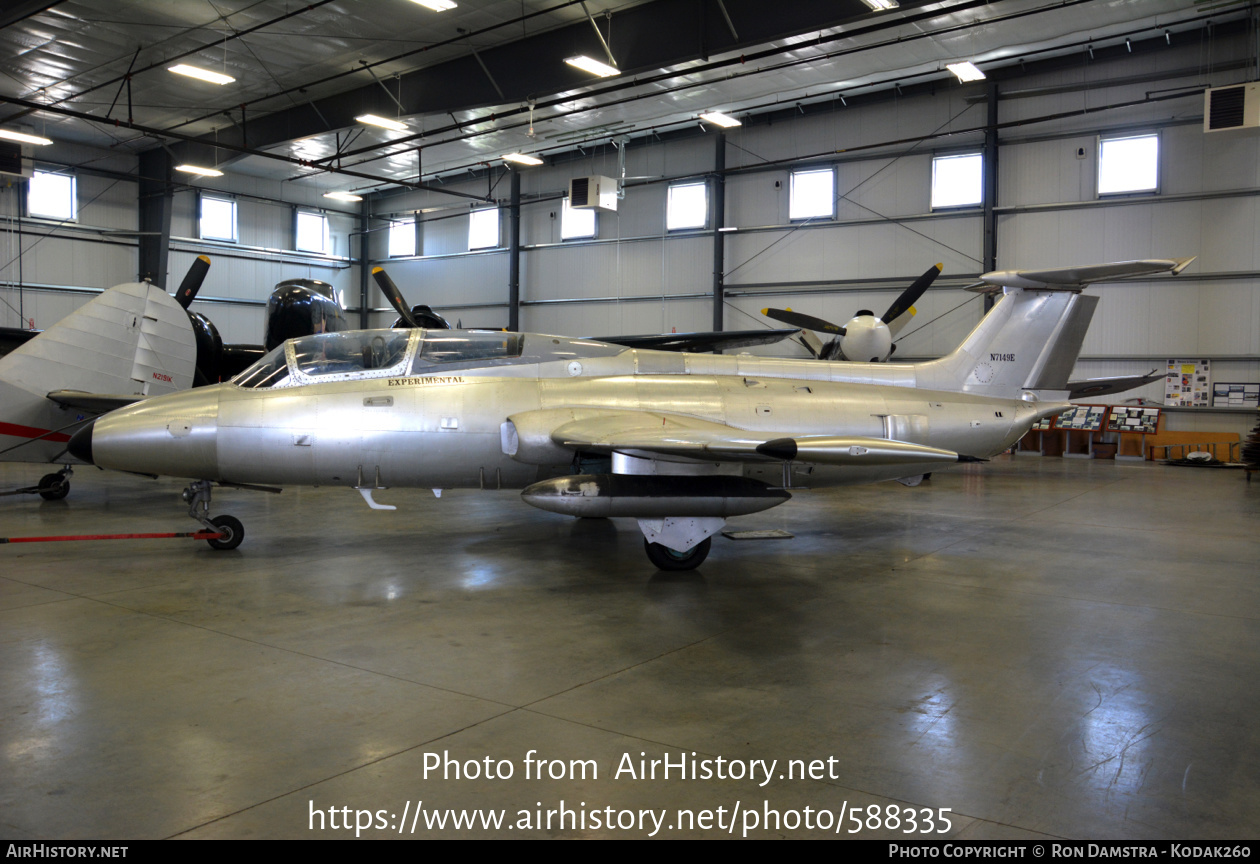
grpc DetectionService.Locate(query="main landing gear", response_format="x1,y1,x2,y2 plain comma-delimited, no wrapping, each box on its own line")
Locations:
182,480,244,550
644,537,712,571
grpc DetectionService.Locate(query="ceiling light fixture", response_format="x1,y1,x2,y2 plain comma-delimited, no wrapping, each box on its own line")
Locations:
169,64,235,85
699,111,741,128
502,153,543,166
175,164,224,177
0,129,52,145
860,0,899,10
409,0,457,9
564,55,619,78
356,114,408,131
946,61,986,82
324,191,363,202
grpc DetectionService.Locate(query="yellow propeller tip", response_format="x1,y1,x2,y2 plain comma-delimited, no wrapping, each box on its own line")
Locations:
372,266,384,274
935,263,943,271
197,255,210,263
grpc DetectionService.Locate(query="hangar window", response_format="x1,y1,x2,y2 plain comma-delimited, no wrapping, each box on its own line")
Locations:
200,195,237,242
28,170,76,221
931,153,982,209
388,218,416,257
790,167,835,220
1098,133,1158,196
295,210,329,254
561,196,597,240
469,207,500,250
667,181,708,230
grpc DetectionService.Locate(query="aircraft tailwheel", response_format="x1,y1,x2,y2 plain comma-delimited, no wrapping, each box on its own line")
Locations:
38,473,70,501
207,515,244,551
644,537,711,571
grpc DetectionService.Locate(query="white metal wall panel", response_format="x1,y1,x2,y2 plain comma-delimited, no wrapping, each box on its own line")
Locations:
521,297,711,340
385,252,508,310
724,218,981,286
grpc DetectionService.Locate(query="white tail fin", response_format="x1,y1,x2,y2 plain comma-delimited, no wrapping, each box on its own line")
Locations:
915,257,1193,399
0,282,196,399
917,289,1098,398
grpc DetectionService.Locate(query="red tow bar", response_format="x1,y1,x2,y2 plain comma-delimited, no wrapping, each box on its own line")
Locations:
1,530,224,544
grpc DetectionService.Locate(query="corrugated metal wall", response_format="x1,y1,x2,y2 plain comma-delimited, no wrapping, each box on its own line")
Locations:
3,25,1258,435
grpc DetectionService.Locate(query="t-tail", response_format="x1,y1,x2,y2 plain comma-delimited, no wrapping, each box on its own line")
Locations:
916,258,1194,400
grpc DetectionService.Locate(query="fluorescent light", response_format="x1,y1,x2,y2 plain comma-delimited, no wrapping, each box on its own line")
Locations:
356,114,408,131
0,129,51,145
175,164,224,177
169,64,235,85
947,61,986,82
565,55,619,78
861,0,899,9
324,191,363,202
700,111,741,128
409,0,456,9
502,153,543,166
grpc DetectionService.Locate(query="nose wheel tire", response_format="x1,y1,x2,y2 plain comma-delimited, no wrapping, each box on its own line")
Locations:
644,537,711,571
38,473,70,501
207,515,244,550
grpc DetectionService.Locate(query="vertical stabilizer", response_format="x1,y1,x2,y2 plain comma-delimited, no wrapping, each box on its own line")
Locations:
0,282,196,399
916,289,1098,398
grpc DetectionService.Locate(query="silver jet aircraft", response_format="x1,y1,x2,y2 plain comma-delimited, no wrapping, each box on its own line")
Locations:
68,258,1193,570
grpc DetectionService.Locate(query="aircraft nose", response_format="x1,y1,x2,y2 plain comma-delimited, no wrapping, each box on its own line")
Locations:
89,387,223,480
68,419,95,464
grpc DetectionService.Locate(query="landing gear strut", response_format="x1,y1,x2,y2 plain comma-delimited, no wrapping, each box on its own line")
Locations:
38,466,72,501
182,480,244,550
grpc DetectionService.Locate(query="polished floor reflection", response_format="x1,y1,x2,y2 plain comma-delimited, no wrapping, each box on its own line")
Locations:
1,456,1257,839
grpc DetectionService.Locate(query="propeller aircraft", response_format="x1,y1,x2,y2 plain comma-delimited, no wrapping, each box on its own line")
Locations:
67,257,1194,569
762,263,942,361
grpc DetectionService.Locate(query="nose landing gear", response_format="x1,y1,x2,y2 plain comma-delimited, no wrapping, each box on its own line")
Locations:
182,480,244,550
37,466,72,501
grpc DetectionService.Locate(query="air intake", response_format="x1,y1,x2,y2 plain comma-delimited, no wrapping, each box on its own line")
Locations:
1204,83,1260,132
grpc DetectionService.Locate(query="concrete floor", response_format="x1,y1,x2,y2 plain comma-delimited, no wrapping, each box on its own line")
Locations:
1,455,1257,840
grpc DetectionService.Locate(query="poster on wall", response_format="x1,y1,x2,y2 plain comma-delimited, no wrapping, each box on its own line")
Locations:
1164,359,1211,407
1212,383,1260,409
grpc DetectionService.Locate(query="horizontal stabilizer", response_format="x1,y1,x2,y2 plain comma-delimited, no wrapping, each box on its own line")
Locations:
977,258,1195,292
45,391,145,413
1065,370,1162,400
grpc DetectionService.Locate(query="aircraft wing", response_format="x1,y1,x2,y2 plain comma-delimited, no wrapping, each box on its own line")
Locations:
1064,371,1162,400
596,328,801,353
45,390,145,414
977,257,1195,291
547,410,975,466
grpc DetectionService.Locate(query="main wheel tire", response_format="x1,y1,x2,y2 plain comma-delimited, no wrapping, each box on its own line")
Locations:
644,536,711,571
38,473,69,501
207,515,245,551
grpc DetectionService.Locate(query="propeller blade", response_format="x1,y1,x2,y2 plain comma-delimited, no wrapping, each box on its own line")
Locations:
881,263,942,324
372,267,419,328
762,308,845,336
174,255,211,309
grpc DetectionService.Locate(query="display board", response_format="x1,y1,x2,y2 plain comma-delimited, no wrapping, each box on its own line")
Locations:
1032,417,1054,430
1164,359,1211,407
1106,406,1161,434
1212,383,1260,409
1056,404,1108,431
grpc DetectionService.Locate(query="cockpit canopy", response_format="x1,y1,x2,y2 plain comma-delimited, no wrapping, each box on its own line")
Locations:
233,328,620,389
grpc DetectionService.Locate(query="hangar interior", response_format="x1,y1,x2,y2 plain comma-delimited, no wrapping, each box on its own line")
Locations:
1,0,1259,840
